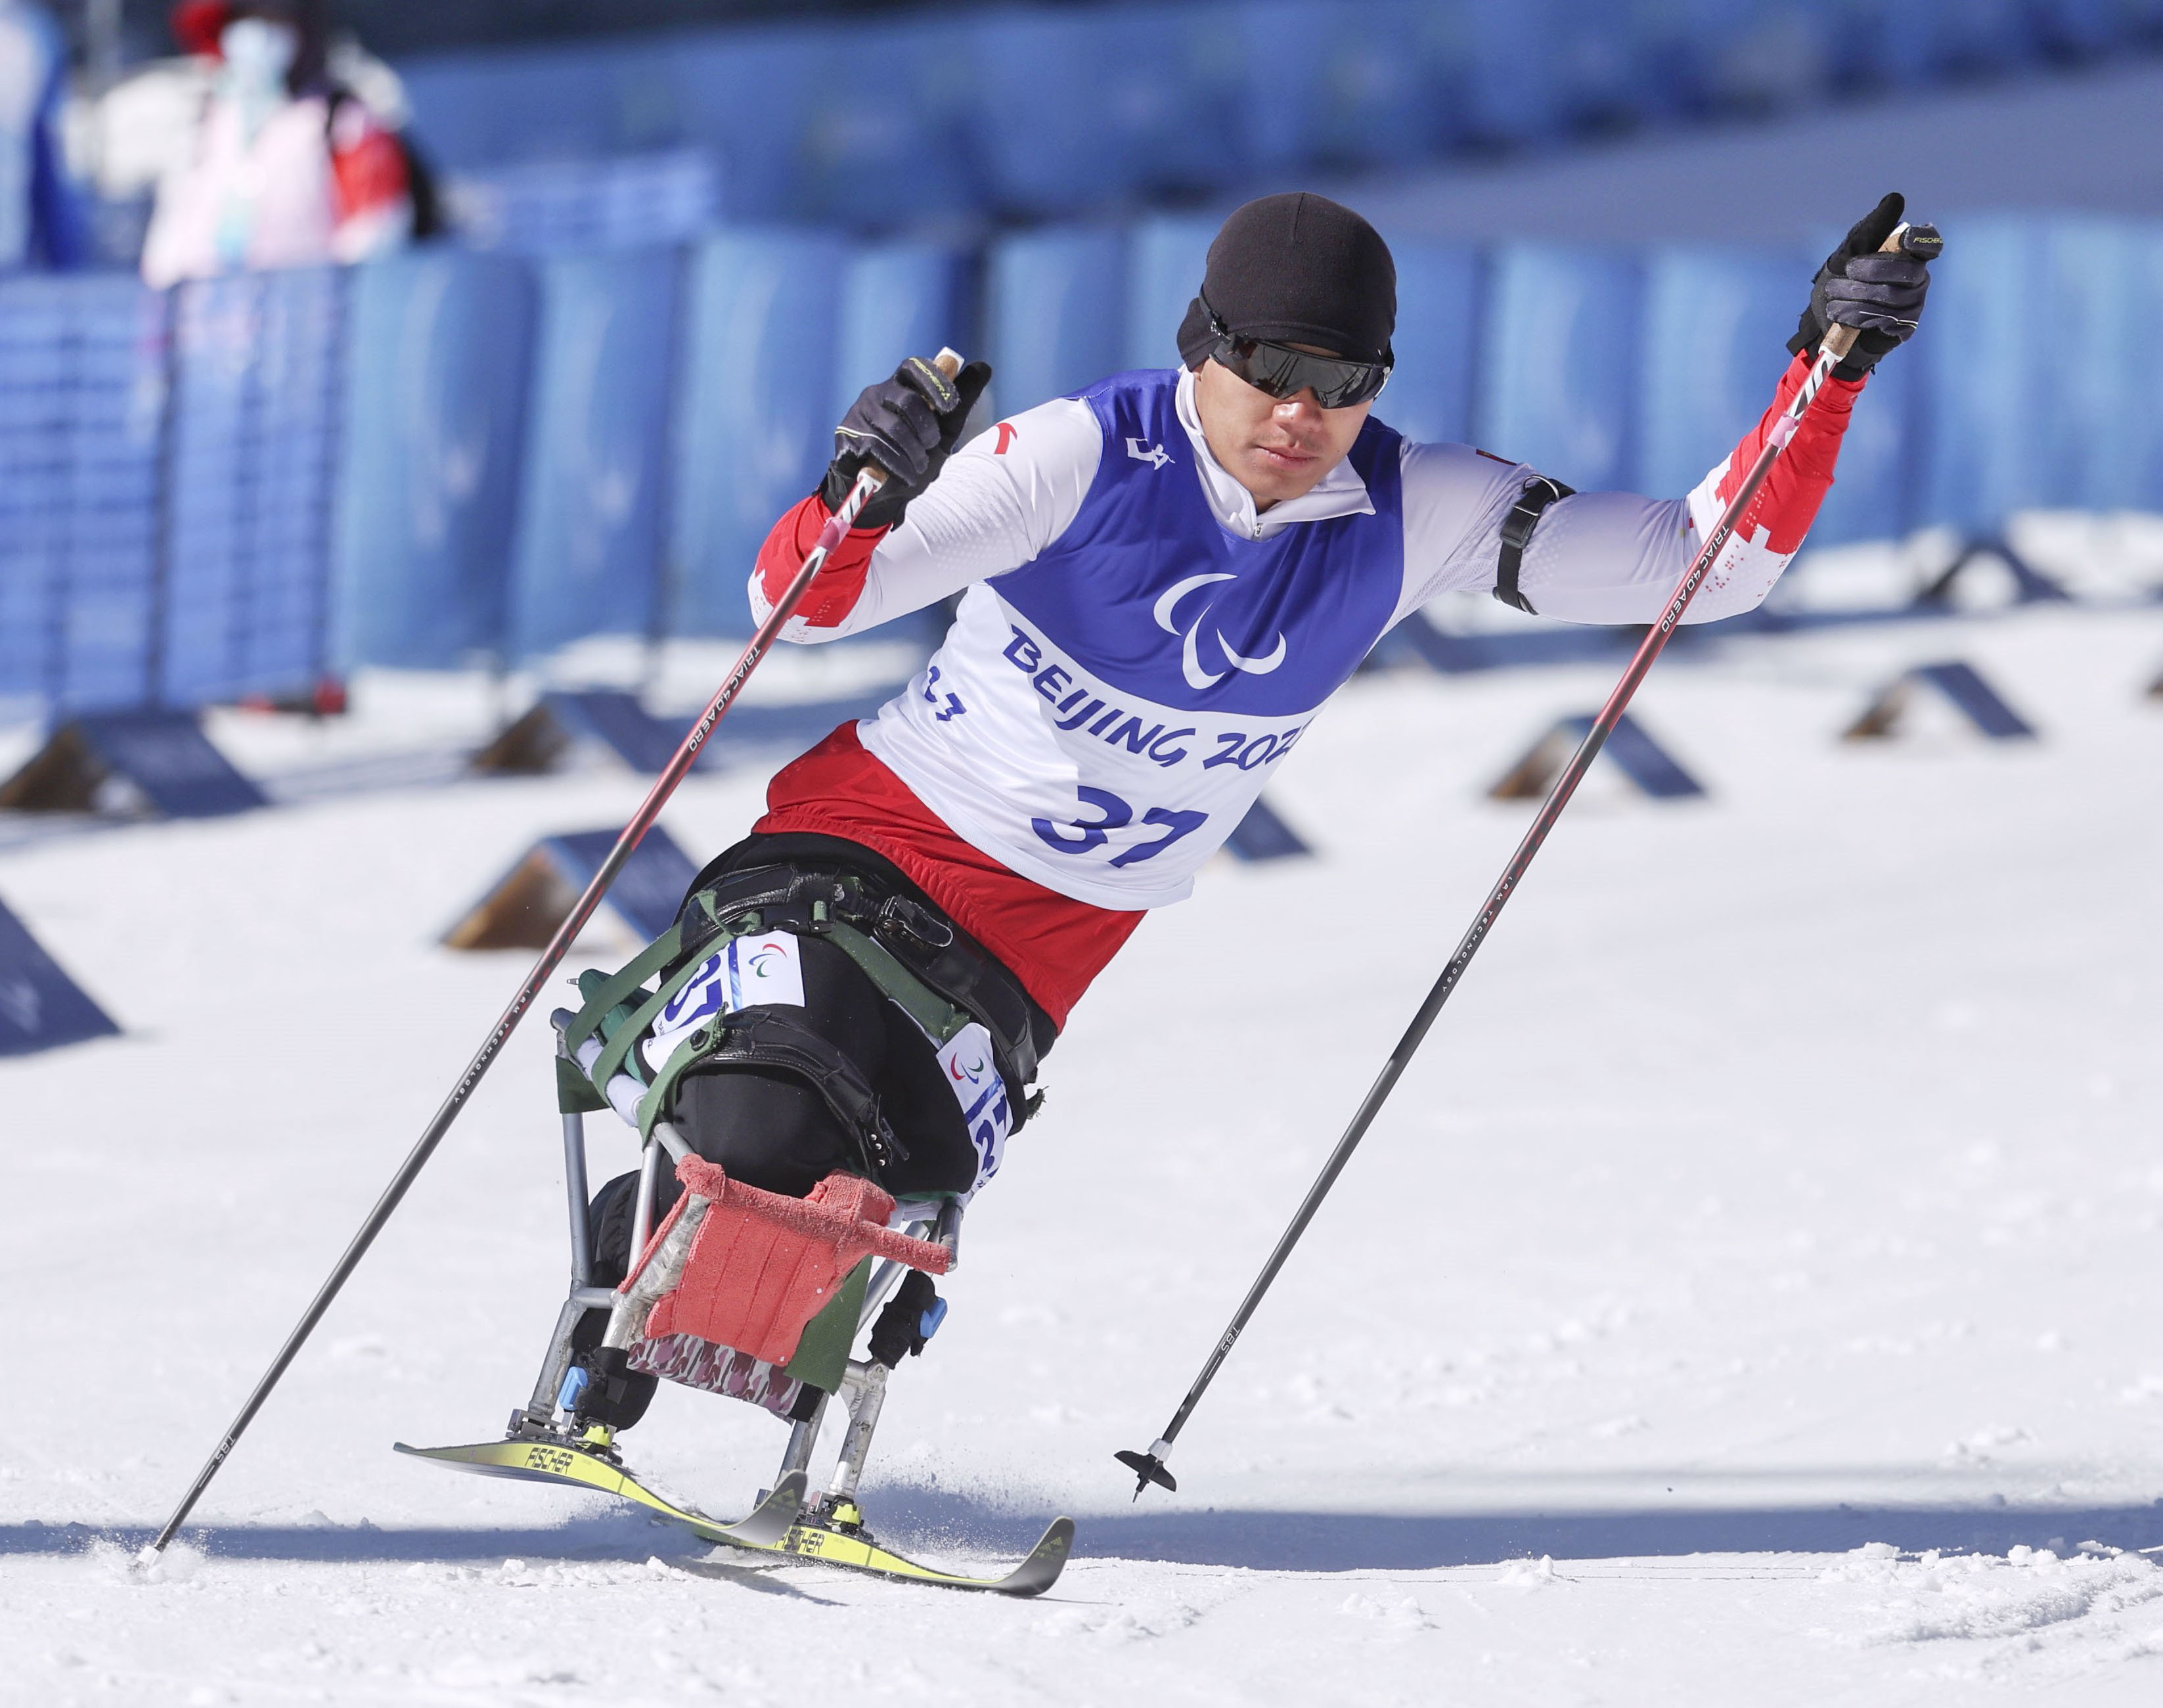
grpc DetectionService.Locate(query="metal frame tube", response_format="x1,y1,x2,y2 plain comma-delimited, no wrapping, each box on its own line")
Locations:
827,1360,889,1504
778,1397,829,1481
562,1110,592,1290
627,1139,661,1278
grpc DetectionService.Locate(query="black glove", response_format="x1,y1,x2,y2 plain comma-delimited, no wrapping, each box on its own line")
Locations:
1787,191,1934,380
821,355,992,531
867,1270,943,1368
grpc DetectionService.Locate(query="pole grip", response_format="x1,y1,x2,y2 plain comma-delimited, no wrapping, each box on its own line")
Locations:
1820,221,1940,364
859,347,966,488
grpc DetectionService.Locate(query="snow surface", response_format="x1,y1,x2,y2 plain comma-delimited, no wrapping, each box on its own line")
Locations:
5,598,2163,1705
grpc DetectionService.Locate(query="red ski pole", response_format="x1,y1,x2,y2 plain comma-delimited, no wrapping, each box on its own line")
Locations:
1117,230,1942,1498
142,351,967,1561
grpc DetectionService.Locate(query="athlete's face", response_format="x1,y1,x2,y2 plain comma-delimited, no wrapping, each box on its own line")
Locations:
1193,349,1373,512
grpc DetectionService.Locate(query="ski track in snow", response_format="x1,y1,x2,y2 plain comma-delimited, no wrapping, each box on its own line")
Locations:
4,601,2163,1704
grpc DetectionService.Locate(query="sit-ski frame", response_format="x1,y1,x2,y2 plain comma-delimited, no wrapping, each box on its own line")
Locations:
508,1010,962,1525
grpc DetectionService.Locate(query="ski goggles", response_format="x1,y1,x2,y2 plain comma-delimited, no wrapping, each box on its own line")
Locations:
1204,315,1391,410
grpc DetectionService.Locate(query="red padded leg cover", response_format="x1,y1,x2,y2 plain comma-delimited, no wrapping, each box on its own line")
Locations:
633,1157,950,1368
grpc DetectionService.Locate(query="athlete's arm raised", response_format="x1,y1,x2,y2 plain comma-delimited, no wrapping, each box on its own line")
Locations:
1393,353,1867,629
749,371,1103,644
1394,197,1930,629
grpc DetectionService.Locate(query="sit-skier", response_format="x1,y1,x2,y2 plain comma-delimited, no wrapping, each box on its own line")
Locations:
566,189,1930,1437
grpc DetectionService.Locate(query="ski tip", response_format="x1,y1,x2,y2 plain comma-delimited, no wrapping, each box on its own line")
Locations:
995,1516,1077,1598
1113,1449,1175,1499
719,1468,808,1548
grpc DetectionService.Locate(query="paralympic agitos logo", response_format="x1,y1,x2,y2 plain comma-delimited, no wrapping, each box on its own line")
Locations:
1152,573,1287,692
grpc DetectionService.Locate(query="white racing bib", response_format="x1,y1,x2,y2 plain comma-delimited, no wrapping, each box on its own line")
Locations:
937,1021,1012,1192
640,930,807,1074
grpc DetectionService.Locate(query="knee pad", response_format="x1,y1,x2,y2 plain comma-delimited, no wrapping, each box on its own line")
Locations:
672,1066,860,1198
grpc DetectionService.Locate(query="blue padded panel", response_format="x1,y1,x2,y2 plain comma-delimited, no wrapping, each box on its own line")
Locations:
834,239,975,418
508,249,683,658
1917,219,2050,535
1805,343,1922,548
1124,214,1218,372
986,226,1126,416
1379,236,1480,448
449,151,718,255
966,4,1243,216
1635,245,1803,499
1475,244,1644,491
161,267,344,707
2030,217,2163,515
669,227,846,638
792,17,979,225
0,273,165,715
334,249,537,669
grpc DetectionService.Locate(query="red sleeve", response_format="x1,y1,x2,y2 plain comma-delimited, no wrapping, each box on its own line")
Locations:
1710,352,1867,555
754,493,889,630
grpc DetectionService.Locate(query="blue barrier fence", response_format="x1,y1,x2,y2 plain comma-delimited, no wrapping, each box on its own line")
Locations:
334,249,536,669
0,274,165,715
508,248,684,658
161,268,346,708
5,211,2163,727
670,227,847,638
398,1,2163,229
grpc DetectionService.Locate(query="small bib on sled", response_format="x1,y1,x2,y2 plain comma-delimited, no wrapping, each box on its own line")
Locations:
617,1156,950,1401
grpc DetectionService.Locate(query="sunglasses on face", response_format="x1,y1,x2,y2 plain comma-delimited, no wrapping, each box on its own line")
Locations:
1206,316,1391,410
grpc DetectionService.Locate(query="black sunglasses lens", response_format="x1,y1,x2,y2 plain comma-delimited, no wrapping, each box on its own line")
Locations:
1218,338,1383,409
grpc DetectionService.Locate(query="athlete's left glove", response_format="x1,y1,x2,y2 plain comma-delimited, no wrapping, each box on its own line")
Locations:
821,355,994,532
1787,191,1932,381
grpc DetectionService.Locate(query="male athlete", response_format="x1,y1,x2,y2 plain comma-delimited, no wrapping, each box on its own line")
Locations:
579,191,1929,1384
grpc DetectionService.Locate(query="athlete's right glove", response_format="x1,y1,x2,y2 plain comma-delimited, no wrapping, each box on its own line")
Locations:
821,355,993,532
1787,191,1934,381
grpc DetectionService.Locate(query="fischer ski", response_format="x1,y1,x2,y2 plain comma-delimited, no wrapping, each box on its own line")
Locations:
395,1436,1073,1596
393,1439,806,1549
763,1508,1075,1596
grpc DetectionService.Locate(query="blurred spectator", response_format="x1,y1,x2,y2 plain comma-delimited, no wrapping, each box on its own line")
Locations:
139,0,430,286
0,0,88,268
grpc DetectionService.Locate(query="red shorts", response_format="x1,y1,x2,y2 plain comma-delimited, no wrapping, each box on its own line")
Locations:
753,723,1144,1029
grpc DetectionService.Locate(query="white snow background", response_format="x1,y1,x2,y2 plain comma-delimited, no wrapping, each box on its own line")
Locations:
3,591,2162,1705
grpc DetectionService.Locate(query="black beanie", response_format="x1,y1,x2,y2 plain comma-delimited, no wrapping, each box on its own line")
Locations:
1176,193,1396,369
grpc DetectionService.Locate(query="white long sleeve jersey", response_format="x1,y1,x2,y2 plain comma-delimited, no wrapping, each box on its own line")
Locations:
751,363,1806,910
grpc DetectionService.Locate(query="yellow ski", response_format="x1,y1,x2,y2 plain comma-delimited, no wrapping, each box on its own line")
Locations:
395,1436,1073,1596
765,1506,1074,1594
393,1438,804,1548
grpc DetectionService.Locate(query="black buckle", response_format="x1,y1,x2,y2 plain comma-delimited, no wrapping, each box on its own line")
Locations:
876,894,954,955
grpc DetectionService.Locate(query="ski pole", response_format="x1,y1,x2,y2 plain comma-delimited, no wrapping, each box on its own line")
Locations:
142,351,966,1561
1117,227,1942,1500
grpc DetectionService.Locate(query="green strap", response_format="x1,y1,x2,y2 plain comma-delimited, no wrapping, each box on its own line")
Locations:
573,903,973,1138
822,920,969,1045
566,924,682,1051
554,1052,608,1115
635,1022,721,1140
590,943,734,1094
565,968,653,1096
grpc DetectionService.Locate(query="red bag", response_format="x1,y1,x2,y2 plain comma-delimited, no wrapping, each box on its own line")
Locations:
632,1157,949,1369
